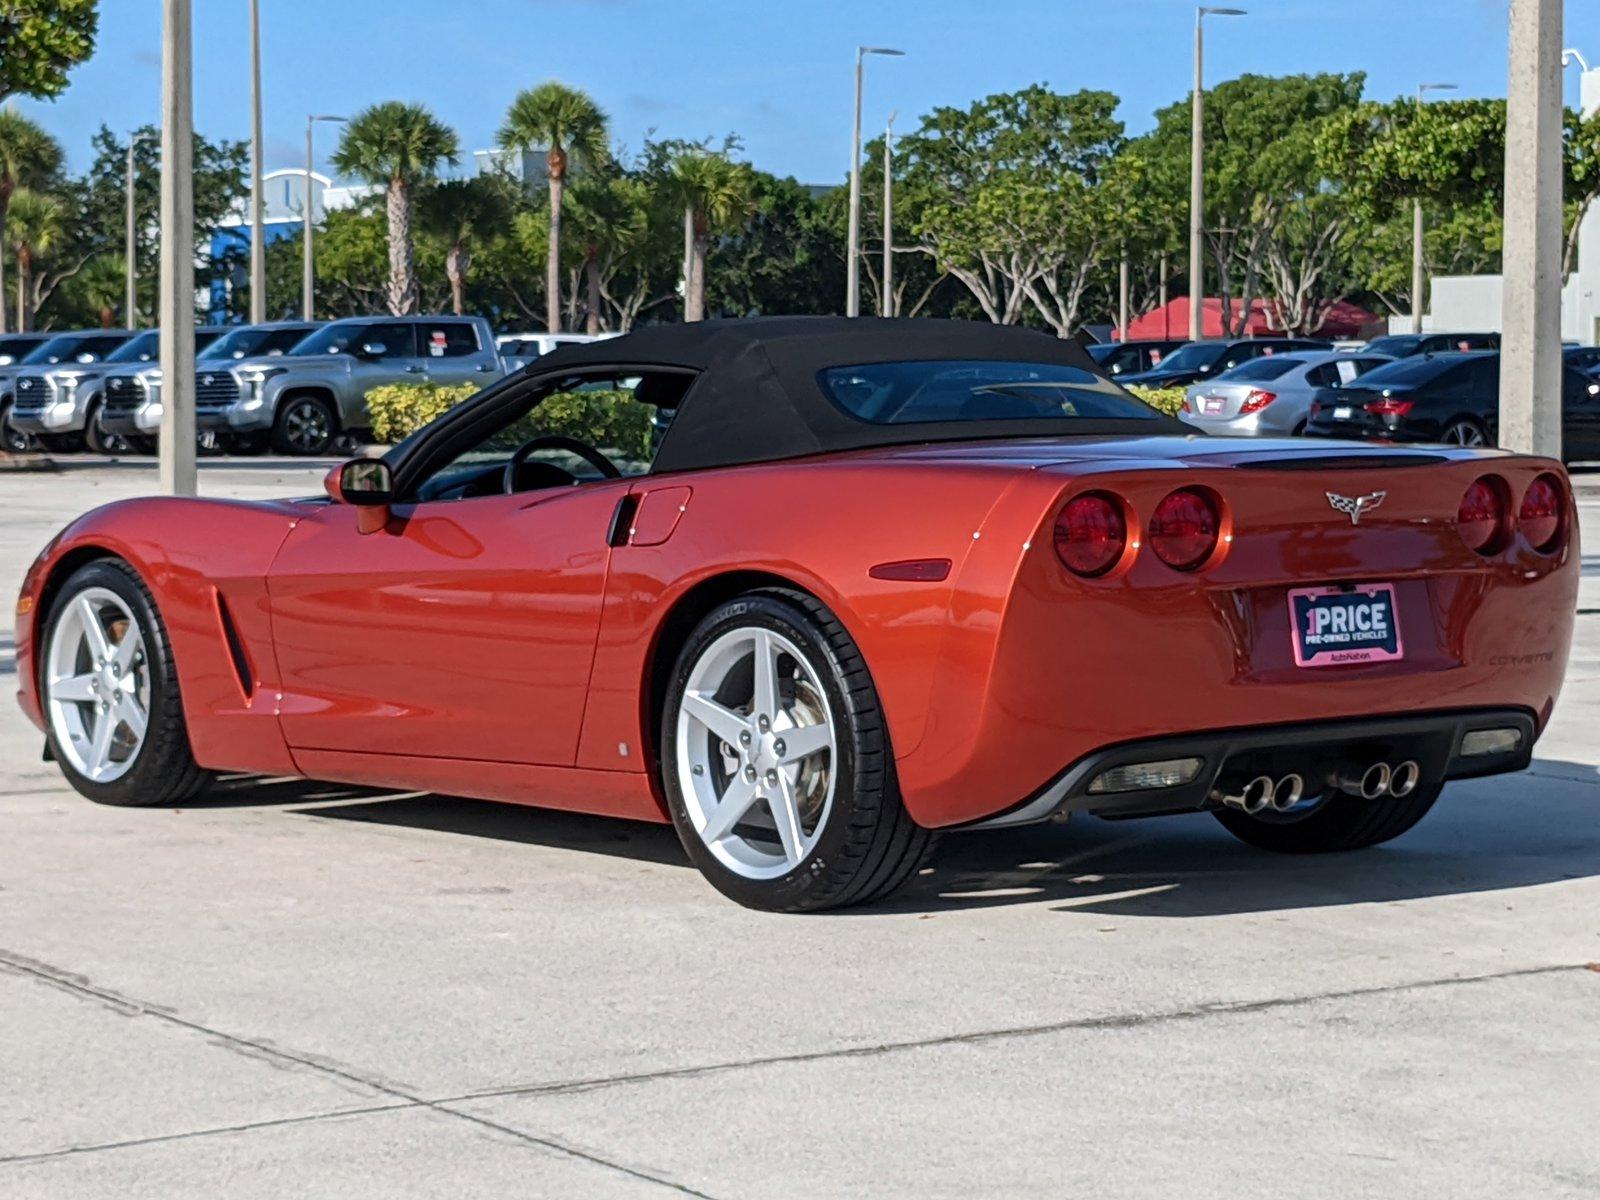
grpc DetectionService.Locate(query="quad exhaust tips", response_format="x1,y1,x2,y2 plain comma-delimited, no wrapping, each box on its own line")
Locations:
1333,760,1422,800
1214,773,1304,816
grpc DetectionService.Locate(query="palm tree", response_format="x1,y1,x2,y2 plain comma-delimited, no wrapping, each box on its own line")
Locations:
0,108,63,333
417,178,511,315
498,82,608,333
332,102,458,315
76,253,127,327
665,148,752,322
6,188,64,331
564,175,644,334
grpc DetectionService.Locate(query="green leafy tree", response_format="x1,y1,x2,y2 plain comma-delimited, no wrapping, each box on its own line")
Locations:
0,0,97,104
333,101,459,316
654,139,754,322
0,106,61,331
418,177,512,315
705,170,845,319
498,82,609,333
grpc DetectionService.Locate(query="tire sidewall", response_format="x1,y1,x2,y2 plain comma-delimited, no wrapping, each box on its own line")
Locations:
660,593,874,911
40,560,186,805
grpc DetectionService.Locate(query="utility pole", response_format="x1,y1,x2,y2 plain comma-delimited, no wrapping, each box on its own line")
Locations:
159,0,196,495
248,0,266,324
1499,0,1564,458
882,111,896,318
846,46,903,317
1159,252,1169,338
1118,251,1130,341
124,139,138,327
1411,83,1457,334
1189,7,1245,342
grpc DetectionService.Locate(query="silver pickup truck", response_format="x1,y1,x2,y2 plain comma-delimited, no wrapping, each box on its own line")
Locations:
200,314,503,454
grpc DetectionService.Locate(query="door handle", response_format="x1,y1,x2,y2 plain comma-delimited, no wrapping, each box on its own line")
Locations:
475,363,495,372
403,364,424,374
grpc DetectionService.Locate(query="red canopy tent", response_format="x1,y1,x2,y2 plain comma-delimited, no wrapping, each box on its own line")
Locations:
1122,297,1383,341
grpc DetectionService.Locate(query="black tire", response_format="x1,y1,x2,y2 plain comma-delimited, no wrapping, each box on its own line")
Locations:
83,401,126,455
1213,782,1442,854
39,559,211,807
270,394,337,456
660,589,935,912
0,400,36,453
1440,418,1490,448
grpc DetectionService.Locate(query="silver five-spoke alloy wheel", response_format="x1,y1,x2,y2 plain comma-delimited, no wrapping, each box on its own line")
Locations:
45,587,150,783
675,626,837,880
1442,420,1487,447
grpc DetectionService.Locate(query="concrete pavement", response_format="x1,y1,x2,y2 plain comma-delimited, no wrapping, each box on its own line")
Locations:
2,459,1598,1198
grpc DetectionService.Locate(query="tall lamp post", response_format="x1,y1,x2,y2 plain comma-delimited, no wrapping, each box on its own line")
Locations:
303,114,345,320
248,0,265,323
1189,6,1245,342
123,133,149,328
847,45,904,317
882,110,897,318
1410,82,1457,334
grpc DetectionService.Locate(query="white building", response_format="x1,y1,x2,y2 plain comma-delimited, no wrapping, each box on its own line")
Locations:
1404,65,1600,345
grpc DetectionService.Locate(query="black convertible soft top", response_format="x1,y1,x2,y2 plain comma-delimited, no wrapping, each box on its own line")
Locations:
526,317,1186,474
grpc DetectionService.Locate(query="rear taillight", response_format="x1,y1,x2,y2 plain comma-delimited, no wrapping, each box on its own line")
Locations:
1054,493,1127,577
1240,389,1276,414
1367,398,1414,417
1149,488,1220,570
1180,394,1192,413
1457,475,1509,555
1518,473,1564,552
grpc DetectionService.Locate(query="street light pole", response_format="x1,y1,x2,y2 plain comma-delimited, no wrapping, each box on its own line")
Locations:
159,0,196,496
847,45,903,317
882,110,896,318
249,0,265,324
124,138,138,327
1189,7,1245,343
1411,82,1457,334
1500,0,1564,458
303,114,344,321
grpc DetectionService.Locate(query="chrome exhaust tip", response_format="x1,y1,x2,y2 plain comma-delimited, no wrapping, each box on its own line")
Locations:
1360,762,1392,800
1269,773,1304,812
1389,760,1421,798
1214,774,1275,816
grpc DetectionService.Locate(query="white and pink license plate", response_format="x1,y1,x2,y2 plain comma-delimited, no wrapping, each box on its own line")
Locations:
1287,584,1404,668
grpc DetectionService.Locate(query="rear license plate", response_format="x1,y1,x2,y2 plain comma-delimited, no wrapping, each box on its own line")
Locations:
1288,584,1403,667
1199,396,1224,415
1333,405,1353,420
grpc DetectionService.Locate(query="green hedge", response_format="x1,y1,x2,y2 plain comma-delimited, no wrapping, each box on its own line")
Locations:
365,382,654,460
1125,385,1188,416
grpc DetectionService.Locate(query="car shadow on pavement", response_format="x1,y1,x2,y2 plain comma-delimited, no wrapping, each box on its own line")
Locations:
179,758,1600,915
888,757,1600,917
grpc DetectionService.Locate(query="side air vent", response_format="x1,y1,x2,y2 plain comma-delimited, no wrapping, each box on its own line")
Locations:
213,590,255,701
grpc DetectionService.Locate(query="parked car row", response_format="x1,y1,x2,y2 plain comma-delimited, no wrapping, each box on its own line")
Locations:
0,314,558,457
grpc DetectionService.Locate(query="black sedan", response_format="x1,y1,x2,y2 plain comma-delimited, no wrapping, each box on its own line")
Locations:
1362,332,1499,358
1118,337,1332,388
1304,351,1600,461
1086,338,1188,378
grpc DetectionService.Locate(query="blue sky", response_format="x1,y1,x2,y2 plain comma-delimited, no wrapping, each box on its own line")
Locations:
16,0,1600,186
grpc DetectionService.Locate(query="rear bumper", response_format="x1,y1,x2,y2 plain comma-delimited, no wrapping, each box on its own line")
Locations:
966,707,1537,828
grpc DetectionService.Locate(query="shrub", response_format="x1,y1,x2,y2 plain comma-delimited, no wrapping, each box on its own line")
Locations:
1126,385,1188,416
365,382,654,460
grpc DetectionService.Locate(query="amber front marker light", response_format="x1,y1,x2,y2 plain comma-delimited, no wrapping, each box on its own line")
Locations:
15,595,33,615
1087,757,1204,795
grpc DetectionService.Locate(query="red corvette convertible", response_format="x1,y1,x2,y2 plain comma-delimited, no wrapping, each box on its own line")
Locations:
14,319,1579,910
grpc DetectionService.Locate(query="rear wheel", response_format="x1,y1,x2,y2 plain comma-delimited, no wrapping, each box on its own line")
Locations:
270,394,336,456
40,559,210,806
1440,419,1489,447
660,589,933,912
1213,782,1442,853
83,401,127,455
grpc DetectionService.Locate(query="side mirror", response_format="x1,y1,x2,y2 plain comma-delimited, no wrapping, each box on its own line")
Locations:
358,342,387,359
325,458,393,533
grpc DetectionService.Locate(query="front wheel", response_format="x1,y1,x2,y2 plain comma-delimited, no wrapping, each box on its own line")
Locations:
660,590,934,912
1440,419,1490,448
270,394,337,456
1213,782,1442,853
1,401,36,453
40,559,211,806
83,402,128,455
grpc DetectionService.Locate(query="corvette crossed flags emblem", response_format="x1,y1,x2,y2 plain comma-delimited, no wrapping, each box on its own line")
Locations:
1325,490,1386,525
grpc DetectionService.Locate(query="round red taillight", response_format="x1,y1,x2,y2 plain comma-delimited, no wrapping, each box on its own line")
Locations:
1518,473,1564,552
1054,493,1127,577
1149,488,1220,570
1457,476,1507,555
